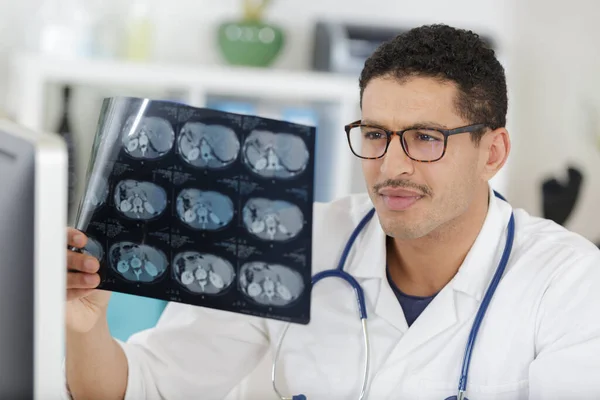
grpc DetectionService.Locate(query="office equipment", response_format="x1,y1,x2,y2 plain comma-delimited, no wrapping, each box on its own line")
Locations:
312,21,496,76
0,119,67,399
312,21,403,75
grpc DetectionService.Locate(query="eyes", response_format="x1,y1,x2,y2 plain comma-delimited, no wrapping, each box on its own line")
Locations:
361,128,444,142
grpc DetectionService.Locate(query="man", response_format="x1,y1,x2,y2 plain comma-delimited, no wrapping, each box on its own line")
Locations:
64,24,600,399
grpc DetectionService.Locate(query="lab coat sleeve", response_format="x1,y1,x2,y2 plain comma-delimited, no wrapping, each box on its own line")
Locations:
120,301,270,400
529,253,600,400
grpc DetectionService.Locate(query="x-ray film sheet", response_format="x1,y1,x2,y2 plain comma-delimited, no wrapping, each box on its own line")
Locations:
74,97,316,324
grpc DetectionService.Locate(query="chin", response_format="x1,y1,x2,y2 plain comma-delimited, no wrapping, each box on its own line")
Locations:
377,212,422,239
382,223,428,240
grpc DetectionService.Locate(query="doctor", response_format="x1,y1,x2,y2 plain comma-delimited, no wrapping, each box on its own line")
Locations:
64,24,600,400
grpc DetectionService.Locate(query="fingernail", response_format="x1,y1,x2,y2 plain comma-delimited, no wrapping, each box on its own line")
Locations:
84,258,98,272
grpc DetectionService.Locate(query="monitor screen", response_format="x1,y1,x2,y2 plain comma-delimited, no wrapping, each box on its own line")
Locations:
0,120,67,399
0,131,35,398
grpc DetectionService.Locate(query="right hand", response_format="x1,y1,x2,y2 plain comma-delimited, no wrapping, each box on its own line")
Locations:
66,228,112,334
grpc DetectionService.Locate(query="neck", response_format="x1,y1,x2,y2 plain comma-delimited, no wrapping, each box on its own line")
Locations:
387,186,490,297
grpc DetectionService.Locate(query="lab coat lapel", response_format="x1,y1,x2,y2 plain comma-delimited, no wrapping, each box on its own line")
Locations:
343,205,410,332
379,187,513,364
382,284,460,361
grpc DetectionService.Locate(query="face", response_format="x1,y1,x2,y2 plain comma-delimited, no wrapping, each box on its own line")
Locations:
360,76,506,240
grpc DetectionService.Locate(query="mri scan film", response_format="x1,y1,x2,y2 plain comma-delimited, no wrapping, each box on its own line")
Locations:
239,262,305,307
121,115,175,160
173,252,236,295
74,97,316,325
178,122,240,169
242,130,309,179
243,198,304,241
109,242,169,283
114,180,168,220
175,189,234,231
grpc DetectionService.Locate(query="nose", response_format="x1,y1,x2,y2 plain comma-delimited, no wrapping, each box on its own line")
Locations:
380,134,414,176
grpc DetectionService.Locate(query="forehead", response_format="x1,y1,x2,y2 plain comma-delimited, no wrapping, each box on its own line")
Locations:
361,76,465,129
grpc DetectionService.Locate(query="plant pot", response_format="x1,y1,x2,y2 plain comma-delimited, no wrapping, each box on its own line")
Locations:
217,20,284,67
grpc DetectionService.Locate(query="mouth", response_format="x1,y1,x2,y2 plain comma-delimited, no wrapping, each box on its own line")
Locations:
377,188,424,211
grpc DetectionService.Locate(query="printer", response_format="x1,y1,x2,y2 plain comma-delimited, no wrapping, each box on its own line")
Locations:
312,21,404,75
312,21,496,76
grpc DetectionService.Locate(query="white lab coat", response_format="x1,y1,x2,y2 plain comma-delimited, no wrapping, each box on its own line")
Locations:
69,187,600,400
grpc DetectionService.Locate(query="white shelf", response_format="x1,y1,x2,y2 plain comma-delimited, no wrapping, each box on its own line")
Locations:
7,53,364,202
12,53,359,99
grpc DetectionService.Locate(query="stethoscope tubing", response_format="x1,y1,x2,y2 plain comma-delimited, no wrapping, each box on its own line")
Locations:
273,191,513,400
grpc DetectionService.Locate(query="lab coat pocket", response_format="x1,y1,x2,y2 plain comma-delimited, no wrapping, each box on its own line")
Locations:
418,378,529,400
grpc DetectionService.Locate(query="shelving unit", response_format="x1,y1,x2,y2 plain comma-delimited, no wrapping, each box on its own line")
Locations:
7,53,365,203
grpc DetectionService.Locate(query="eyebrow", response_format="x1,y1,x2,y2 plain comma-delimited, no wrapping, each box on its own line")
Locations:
361,119,449,131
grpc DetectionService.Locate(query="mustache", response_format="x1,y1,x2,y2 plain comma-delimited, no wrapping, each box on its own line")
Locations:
373,179,432,197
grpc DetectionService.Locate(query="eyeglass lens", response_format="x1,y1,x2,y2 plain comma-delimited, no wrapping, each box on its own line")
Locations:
348,126,445,160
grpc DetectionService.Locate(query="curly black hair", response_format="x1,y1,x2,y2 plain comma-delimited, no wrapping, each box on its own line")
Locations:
359,24,507,143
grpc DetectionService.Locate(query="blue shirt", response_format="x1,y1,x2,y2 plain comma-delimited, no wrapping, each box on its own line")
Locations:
386,267,437,327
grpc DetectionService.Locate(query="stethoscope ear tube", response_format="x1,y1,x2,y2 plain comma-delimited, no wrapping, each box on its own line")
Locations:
273,269,371,400
273,192,513,400
456,200,515,398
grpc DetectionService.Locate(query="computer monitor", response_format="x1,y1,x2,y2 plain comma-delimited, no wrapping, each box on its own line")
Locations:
0,119,67,398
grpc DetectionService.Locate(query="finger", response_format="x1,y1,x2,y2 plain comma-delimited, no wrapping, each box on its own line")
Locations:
67,288,95,302
67,251,99,273
67,228,87,248
67,271,100,289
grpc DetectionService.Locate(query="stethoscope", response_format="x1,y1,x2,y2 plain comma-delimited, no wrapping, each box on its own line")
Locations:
272,191,515,400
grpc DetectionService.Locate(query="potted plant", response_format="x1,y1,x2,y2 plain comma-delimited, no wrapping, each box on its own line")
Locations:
217,0,285,67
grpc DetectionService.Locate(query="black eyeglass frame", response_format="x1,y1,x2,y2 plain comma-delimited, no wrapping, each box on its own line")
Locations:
344,120,487,162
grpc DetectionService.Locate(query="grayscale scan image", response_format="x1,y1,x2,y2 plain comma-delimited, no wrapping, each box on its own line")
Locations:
82,237,104,261
121,115,175,159
242,130,309,179
76,97,315,324
85,176,109,209
239,262,305,307
109,242,169,283
243,198,304,241
114,180,167,220
178,122,240,169
176,189,234,230
173,252,235,295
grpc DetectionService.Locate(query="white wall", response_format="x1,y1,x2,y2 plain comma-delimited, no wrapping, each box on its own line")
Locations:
509,0,600,242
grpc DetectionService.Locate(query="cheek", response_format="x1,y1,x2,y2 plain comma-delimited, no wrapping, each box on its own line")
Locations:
425,157,477,201
361,160,381,186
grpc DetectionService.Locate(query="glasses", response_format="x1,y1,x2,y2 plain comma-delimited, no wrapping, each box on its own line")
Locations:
345,120,487,162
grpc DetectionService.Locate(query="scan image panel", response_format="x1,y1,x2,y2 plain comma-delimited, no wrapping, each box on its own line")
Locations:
243,198,304,241
83,176,109,210
82,237,104,262
173,252,235,295
121,115,175,160
242,130,309,179
114,180,167,220
239,262,305,307
176,189,234,230
74,97,315,325
178,122,240,169
109,242,169,283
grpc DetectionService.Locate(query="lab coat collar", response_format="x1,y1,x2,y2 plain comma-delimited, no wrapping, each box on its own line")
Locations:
346,185,514,303
450,186,513,302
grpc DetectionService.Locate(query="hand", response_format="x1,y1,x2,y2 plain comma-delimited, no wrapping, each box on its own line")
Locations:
66,228,112,334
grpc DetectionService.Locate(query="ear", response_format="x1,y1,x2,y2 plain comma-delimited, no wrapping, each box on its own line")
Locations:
480,128,510,181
